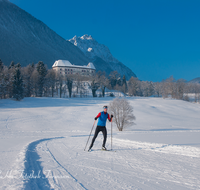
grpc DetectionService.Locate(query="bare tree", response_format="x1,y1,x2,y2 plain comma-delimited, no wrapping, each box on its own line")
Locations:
128,77,138,96
194,83,200,103
140,81,154,97
30,69,39,97
88,79,99,97
161,76,176,98
109,98,136,131
22,63,35,97
174,79,186,99
65,75,73,98
96,71,108,97
56,74,64,98
73,75,82,96
73,75,88,97
45,69,56,97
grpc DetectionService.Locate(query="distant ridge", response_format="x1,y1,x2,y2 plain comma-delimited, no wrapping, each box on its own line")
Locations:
189,77,200,83
0,0,89,68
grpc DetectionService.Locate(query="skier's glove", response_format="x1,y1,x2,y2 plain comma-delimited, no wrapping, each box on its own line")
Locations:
111,114,113,118
94,117,98,120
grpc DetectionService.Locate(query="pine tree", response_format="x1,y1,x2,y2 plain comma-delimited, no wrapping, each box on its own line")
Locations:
122,75,128,94
9,61,15,70
36,61,47,97
109,71,120,89
13,67,24,101
66,77,73,98
0,59,3,72
15,63,21,68
0,59,3,98
46,69,56,97
22,63,35,97
8,61,16,98
116,77,122,86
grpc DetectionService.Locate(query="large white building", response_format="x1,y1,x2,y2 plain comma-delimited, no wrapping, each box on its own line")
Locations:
52,60,96,77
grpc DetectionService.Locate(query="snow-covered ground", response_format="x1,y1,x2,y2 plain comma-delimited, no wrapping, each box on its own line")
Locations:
0,97,200,190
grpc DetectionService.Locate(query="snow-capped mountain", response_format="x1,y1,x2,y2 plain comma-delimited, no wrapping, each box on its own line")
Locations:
69,34,119,64
69,35,136,79
0,0,89,68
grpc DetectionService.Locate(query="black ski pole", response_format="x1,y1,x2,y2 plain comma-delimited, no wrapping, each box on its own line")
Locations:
111,120,113,150
84,120,96,151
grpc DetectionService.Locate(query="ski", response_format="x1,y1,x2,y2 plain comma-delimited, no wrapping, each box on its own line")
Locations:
86,149,116,152
101,149,116,152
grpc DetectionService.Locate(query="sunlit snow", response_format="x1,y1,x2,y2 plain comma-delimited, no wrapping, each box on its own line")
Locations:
0,97,200,189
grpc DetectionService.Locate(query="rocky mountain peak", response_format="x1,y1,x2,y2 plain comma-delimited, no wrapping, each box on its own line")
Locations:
80,34,93,40
69,34,119,64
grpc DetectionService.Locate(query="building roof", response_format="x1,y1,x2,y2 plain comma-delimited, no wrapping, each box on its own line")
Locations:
87,62,96,70
53,60,72,67
52,60,96,70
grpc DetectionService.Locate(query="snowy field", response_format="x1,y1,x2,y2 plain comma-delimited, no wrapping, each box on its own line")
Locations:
0,97,200,190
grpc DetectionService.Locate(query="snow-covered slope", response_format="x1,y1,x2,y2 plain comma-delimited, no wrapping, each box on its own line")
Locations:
0,97,200,189
69,35,137,79
0,0,89,68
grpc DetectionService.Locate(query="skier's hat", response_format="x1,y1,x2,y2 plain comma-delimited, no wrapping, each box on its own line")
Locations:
103,105,108,109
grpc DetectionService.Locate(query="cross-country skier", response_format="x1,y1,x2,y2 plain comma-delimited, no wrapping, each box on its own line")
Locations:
88,105,113,151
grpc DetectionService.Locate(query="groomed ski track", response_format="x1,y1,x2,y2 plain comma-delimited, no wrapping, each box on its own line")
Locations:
21,133,200,190
23,137,88,190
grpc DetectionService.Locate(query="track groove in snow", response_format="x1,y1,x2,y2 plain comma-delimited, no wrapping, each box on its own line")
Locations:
46,142,88,190
23,137,64,190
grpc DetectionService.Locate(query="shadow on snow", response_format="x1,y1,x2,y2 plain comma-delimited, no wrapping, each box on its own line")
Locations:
23,137,64,190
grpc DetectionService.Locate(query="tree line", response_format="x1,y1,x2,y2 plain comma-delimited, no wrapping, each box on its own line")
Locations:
128,76,200,102
0,59,200,102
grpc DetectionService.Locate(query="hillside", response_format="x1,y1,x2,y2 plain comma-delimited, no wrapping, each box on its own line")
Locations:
0,0,89,68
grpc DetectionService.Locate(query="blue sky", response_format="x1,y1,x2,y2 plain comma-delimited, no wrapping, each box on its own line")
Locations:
10,0,200,82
